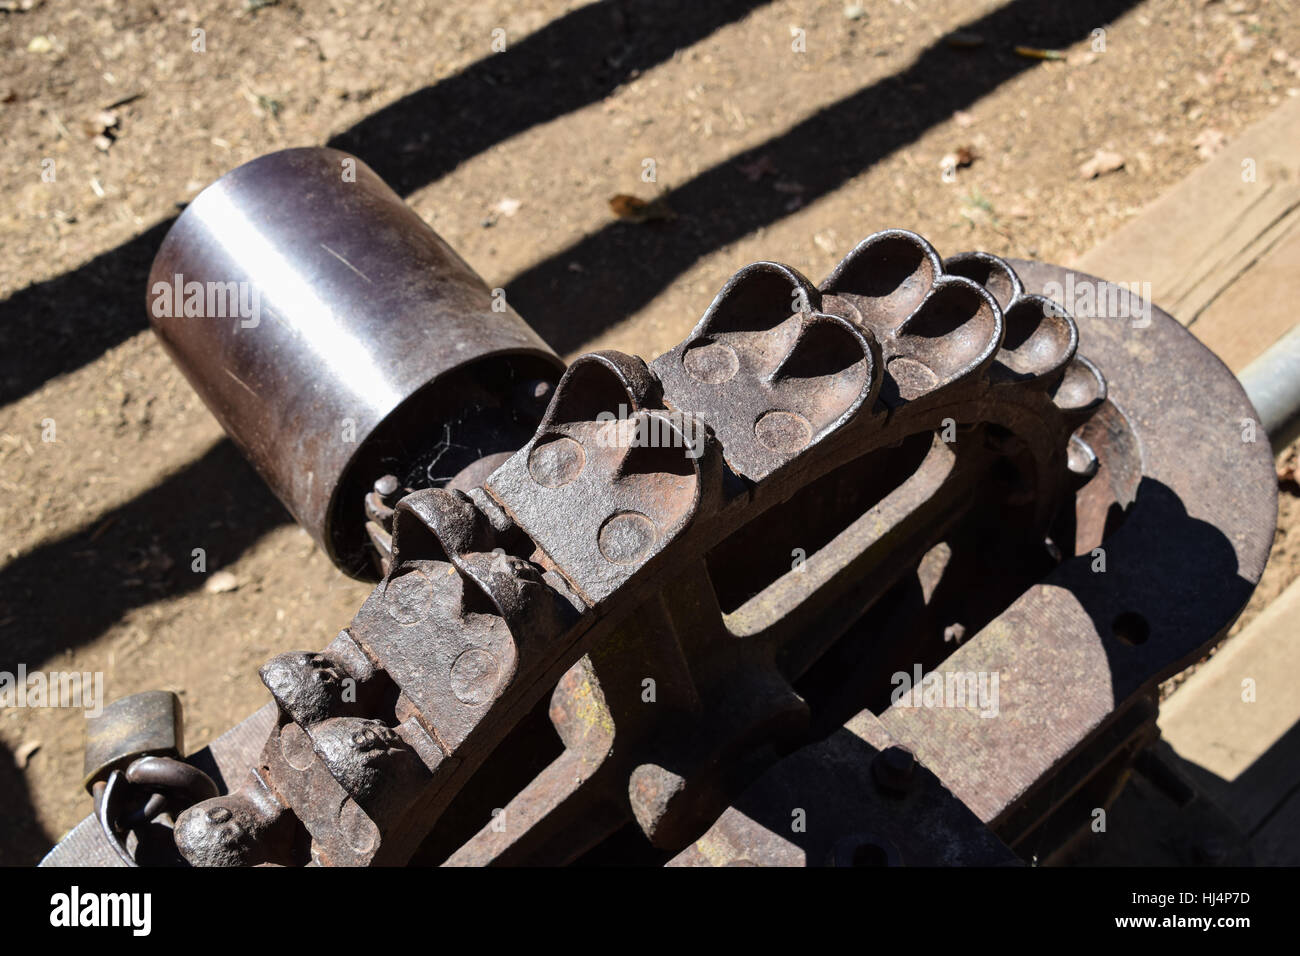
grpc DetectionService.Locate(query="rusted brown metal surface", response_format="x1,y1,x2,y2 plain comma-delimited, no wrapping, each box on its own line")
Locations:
43,148,1275,867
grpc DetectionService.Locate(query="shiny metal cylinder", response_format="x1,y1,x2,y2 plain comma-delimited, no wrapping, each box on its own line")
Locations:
147,147,562,575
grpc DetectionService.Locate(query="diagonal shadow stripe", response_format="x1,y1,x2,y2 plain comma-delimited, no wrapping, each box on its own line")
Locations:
504,0,1145,354
0,219,175,408
0,439,292,674
328,0,772,196
0,0,770,409
0,738,52,866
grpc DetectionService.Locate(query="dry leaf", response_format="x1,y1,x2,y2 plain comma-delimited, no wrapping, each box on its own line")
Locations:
1015,45,1065,61
939,146,977,174
1079,149,1125,179
609,194,676,223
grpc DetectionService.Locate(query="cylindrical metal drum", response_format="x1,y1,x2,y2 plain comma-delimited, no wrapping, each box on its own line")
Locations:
147,147,562,577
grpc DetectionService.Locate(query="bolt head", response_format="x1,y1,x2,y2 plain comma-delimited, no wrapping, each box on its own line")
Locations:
872,745,916,794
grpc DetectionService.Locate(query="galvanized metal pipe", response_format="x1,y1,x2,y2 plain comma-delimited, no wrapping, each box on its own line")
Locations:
1238,323,1300,453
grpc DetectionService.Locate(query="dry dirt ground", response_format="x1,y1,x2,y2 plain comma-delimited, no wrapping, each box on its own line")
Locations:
2,0,1299,864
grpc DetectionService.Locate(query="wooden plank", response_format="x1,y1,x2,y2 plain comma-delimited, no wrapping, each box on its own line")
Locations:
1158,578,1300,834
1073,95,1300,370
1193,224,1300,372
